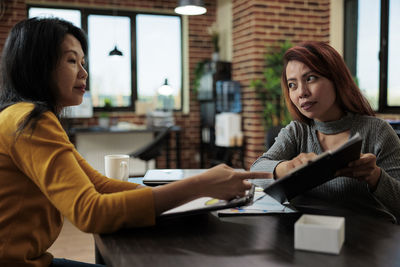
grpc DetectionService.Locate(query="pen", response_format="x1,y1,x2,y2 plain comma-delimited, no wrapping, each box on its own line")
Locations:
253,193,268,203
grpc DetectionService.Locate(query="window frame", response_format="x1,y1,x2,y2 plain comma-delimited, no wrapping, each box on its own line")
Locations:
27,4,184,112
344,0,396,113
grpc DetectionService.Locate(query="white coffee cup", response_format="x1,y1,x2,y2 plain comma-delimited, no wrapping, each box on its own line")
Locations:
104,154,129,181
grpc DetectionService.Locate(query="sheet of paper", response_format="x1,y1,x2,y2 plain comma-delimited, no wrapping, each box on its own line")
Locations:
218,188,297,215
162,197,228,215
160,185,254,217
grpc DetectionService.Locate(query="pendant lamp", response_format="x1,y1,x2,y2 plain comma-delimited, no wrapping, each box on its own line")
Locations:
109,45,123,56
108,0,123,57
158,79,174,96
174,0,207,16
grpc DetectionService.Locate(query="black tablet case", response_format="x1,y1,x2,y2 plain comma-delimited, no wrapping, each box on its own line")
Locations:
264,133,362,203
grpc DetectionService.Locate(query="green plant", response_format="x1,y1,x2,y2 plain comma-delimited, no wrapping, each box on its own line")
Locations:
207,23,219,53
211,32,219,53
99,98,112,118
104,98,112,109
193,60,208,94
250,40,293,130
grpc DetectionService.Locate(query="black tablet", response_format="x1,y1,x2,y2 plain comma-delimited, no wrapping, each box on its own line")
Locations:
264,133,363,203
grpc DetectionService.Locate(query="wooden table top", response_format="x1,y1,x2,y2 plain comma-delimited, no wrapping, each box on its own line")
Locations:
94,208,400,267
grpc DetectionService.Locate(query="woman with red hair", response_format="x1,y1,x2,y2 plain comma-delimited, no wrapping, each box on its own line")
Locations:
251,41,400,223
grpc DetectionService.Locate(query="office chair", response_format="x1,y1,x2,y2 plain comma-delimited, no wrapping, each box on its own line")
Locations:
265,125,283,150
129,126,172,171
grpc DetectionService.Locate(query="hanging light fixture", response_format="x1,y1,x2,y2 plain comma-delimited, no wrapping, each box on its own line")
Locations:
158,78,174,96
174,0,207,16
109,45,123,56
108,0,123,57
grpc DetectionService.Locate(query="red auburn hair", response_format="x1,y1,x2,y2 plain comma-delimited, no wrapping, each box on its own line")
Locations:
281,41,374,124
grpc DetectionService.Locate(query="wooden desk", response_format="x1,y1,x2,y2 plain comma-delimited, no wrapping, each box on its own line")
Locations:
94,202,400,267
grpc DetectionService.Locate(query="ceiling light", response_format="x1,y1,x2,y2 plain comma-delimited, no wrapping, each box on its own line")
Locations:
174,0,207,16
158,79,174,96
109,45,123,56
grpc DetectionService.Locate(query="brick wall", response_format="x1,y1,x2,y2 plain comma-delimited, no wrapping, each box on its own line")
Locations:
232,0,330,168
0,1,25,46
0,0,217,169
0,0,332,170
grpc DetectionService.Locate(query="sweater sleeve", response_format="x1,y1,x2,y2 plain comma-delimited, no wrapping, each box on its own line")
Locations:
369,121,400,220
9,111,155,233
250,122,300,187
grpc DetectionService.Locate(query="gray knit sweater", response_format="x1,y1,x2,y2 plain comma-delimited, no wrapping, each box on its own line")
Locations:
250,113,400,223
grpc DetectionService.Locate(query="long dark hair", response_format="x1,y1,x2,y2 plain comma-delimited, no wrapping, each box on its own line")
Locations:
0,17,87,132
281,41,374,124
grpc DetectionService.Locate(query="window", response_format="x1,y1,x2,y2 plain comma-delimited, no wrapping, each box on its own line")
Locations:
136,14,182,110
29,7,81,27
387,0,400,107
88,15,132,108
345,0,400,112
355,0,380,110
28,6,184,111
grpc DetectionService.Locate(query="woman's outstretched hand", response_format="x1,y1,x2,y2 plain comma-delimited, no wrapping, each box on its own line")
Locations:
195,164,272,200
152,164,272,215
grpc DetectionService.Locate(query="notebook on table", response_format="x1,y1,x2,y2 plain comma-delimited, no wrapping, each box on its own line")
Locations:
158,185,256,219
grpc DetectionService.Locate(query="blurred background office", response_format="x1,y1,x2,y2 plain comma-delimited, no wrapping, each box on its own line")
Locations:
0,0,399,177
1,0,399,264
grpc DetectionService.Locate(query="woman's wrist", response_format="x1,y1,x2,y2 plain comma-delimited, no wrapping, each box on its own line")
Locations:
274,161,287,179
272,167,279,180
185,174,205,198
367,167,382,192
152,175,203,215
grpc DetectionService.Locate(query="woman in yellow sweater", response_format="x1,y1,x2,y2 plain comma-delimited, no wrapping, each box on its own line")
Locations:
0,18,270,267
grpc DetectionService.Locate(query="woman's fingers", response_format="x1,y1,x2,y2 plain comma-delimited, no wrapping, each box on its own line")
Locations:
235,171,273,180
336,153,381,188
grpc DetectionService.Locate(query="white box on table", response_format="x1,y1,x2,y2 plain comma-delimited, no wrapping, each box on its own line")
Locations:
294,214,345,254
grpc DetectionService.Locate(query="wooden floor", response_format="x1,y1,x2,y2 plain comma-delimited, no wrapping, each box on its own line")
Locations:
48,218,95,264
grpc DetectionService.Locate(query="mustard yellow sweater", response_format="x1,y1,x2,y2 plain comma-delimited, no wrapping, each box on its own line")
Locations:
0,103,155,266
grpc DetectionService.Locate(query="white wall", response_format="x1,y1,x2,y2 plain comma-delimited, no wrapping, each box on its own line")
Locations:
217,0,233,61
330,0,344,56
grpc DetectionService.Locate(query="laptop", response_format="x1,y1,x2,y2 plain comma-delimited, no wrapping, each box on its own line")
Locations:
142,169,207,185
143,168,245,185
